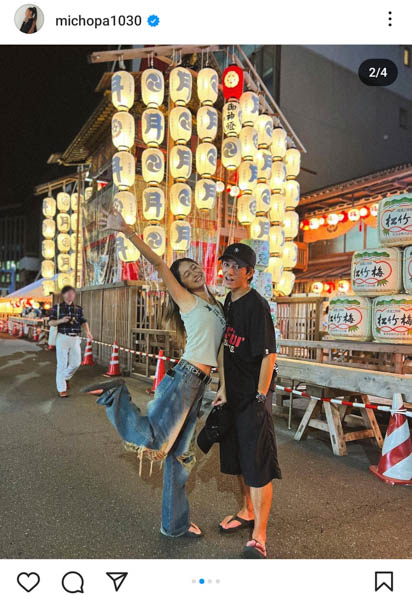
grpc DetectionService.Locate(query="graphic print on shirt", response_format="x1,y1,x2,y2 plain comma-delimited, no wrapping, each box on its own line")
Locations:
224,325,246,353
205,303,226,329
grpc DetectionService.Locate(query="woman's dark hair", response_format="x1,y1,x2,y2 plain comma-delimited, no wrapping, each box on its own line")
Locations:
29,7,37,18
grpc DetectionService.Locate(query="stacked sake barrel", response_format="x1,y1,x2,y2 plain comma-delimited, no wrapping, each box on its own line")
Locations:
328,194,412,343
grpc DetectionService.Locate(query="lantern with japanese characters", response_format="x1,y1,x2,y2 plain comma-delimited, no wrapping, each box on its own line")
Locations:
113,191,137,225
170,67,192,106
57,253,71,272
238,161,257,193
70,193,83,212
111,71,134,111
143,225,166,256
267,255,284,283
197,106,218,142
57,192,70,212
142,148,164,184
239,126,258,160
112,112,135,150
58,233,71,253
275,270,296,296
142,186,165,223
195,179,216,213
271,126,287,160
270,161,286,193
196,143,217,178
170,220,191,252
71,212,80,233
285,147,301,179
255,183,271,215
170,107,192,144
170,183,192,218
282,241,298,269
142,109,165,148
222,138,241,171
250,216,270,241
56,213,71,233
269,225,285,255
256,114,273,148
240,91,259,126
41,260,55,279
115,233,141,262
141,68,164,108
170,145,192,181
42,218,55,240
58,272,75,290
285,180,300,210
197,67,218,106
269,193,286,225
42,239,55,260
283,210,299,240
256,149,272,182
42,197,56,218
112,151,135,189
222,101,242,137
237,195,256,226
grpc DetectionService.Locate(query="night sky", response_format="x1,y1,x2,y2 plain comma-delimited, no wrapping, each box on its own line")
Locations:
0,46,107,209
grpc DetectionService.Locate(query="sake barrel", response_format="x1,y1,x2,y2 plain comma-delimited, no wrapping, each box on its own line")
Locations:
241,238,269,271
378,194,412,247
372,295,412,344
403,246,412,293
328,296,372,341
351,247,402,295
251,270,273,300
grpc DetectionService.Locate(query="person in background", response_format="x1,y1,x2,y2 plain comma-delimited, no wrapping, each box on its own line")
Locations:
49,285,92,398
20,6,37,34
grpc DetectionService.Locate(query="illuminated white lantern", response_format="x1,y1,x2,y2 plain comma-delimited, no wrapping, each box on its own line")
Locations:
348,208,360,222
250,216,270,241
42,280,55,295
327,213,339,226
256,149,272,181
115,233,140,262
237,195,256,225
111,71,134,111
238,160,257,193
42,219,55,239
41,260,55,279
170,183,192,217
112,151,135,189
57,192,70,212
112,111,135,150
267,256,284,283
270,161,286,191
58,233,71,253
197,106,218,142
169,107,192,144
141,68,164,108
58,271,75,290
196,143,217,177
113,191,136,225
141,109,165,147
283,241,298,269
56,213,71,233
42,197,56,218
222,138,241,171
223,101,242,137
142,148,164,184
240,126,258,160
269,225,285,255
170,145,192,181
71,212,81,232
195,179,216,212
57,253,71,272
271,127,287,160
70,233,78,252
276,270,296,296
283,211,299,240
285,180,300,209
85,186,93,200
170,220,191,252
70,193,83,212
142,186,165,222
270,193,286,224
197,67,218,106
143,225,166,256
216,181,225,193
169,67,192,106
255,183,271,215
42,240,55,259
285,147,301,179
240,91,259,126
256,114,273,148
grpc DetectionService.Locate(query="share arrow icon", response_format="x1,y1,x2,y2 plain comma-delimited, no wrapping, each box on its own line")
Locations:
106,572,128,592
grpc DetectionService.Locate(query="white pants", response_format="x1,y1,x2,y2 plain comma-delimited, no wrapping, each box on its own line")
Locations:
56,333,82,392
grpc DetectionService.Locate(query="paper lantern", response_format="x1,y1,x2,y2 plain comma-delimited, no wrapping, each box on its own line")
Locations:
71,212,81,232
370,203,379,217
223,101,242,137
42,239,55,259
269,225,285,255
270,161,286,192
311,281,324,294
56,213,71,233
85,186,93,201
222,138,241,171
309,218,320,230
283,211,299,240
42,197,56,218
170,220,191,252
57,192,70,212
70,193,83,212
42,219,55,239
267,256,284,283
70,233,78,252
359,206,370,218
58,272,75,290
41,260,55,279
112,111,135,150
143,225,166,256
141,109,165,147
170,145,192,181
338,279,350,294
276,270,296,296
240,91,259,126
300,219,310,231
196,143,217,177
42,280,55,295
141,68,164,108
240,126,258,160
169,106,192,144
195,179,216,212
170,183,192,217
269,193,286,224
113,191,136,225
197,67,218,106
256,114,273,148
238,160,257,193
285,147,301,179
142,186,165,222
57,233,71,253
57,253,71,272
271,127,287,160
169,67,192,106
216,181,225,193
250,216,270,241
348,208,360,222
142,148,164,184
255,183,271,215
327,213,339,226
256,149,272,181
111,71,134,111
285,180,300,210
282,241,298,269
237,195,256,225
230,185,240,197
222,64,244,100
197,106,218,142
112,151,135,189
115,233,140,262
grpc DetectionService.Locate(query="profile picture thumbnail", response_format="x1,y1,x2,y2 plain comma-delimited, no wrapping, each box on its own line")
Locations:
15,4,44,34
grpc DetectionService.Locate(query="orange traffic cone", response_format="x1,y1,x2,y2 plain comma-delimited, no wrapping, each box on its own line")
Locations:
150,349,166,393
0,319,3,332
370,393,412,486
18,323,24,338
81,339,95,366
32,327,39,342
106,341,120,376
12,322,18,336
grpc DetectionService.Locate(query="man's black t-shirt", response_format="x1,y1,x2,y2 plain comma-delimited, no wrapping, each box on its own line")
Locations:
223,288,277,412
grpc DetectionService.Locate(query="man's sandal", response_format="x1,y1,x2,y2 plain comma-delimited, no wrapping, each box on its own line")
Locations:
219,515,255,534
242,539,267,559
184,523,204,538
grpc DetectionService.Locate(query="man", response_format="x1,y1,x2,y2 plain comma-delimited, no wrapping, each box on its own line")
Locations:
214,243,281,559
49,285,92,398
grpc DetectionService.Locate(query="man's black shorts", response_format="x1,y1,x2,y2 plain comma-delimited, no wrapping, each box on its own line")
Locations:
219,395,282,487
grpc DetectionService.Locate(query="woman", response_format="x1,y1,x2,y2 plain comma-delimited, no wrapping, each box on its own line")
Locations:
98,209,227,538
20,7,37,34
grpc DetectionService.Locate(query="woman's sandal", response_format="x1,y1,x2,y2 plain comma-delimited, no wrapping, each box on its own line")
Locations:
219,514,255,534
184,523,204,538
242,539,267,559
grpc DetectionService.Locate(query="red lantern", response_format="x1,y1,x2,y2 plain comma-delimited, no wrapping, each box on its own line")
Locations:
300,219,310,231
359,206,369,218
323,281,335,294
222,65,244,100
340,211,348,223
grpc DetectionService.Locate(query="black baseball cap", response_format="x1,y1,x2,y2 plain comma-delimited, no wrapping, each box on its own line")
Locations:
197,404,232,454
219,243,256,268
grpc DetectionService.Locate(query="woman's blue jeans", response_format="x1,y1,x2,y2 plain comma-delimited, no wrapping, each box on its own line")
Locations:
97,363,207,537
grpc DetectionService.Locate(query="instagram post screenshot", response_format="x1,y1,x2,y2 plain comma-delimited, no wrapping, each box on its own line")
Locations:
0,1,411,597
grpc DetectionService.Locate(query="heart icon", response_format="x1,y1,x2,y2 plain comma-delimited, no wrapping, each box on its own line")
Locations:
17,572,40,592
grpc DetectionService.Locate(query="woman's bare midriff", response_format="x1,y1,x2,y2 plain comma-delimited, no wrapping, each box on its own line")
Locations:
187,360,212,376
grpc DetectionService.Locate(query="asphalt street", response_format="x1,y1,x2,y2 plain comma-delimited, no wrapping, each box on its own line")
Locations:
1,334,411,560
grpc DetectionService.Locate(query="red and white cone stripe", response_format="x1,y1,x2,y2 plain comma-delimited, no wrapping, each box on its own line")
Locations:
110,343,119,365
378,395,412,481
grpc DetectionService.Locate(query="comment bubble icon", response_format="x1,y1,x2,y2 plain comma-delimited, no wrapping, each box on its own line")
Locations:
62,572,84,594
